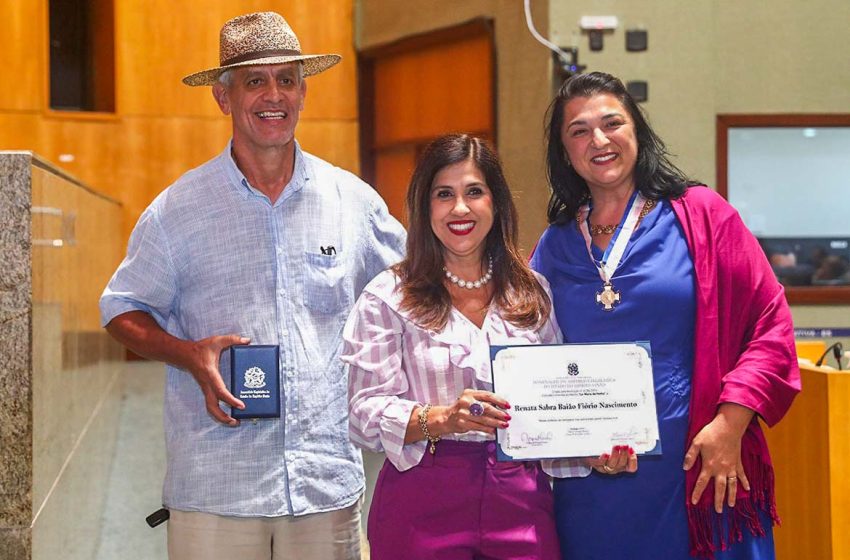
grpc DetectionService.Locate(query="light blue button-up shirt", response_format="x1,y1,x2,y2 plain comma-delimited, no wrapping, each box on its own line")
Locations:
100,142,406,516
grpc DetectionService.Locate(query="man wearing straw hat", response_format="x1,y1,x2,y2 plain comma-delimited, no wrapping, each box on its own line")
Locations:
100,12,405,559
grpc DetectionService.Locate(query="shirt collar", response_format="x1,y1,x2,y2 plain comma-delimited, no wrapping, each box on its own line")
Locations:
219,139,311,203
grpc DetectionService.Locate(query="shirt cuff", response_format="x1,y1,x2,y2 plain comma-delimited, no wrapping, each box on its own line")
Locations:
542,458,592,478
99,298,156,328
378,400,425,472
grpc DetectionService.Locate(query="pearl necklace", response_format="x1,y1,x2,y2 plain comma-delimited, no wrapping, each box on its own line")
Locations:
443,258,493,290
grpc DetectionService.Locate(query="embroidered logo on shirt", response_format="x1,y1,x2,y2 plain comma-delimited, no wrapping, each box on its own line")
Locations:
243,366,267,389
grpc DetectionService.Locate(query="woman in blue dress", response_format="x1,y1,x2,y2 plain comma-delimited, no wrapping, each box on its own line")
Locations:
530,72,800,558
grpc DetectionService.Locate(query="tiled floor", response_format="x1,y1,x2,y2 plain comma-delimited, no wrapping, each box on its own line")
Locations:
93,362,382,559
95,362,167,559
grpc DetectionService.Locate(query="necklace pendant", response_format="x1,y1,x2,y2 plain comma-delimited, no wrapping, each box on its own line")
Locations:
596,282,621,311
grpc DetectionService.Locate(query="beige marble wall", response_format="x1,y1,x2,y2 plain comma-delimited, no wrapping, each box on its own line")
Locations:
0,152,124,559
0,152,34,558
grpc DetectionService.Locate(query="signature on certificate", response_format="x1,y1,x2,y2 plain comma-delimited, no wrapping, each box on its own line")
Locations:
610,427,640,443
521,432,554,445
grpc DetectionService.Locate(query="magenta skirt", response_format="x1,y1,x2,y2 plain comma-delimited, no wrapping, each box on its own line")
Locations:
367,440,561,560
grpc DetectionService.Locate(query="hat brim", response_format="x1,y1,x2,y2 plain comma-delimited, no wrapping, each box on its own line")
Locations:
182,53,341,86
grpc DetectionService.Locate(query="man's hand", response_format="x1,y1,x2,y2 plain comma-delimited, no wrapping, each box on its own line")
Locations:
185,335,250,426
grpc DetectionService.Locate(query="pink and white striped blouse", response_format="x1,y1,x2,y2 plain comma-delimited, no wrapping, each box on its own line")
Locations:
342,269,590,477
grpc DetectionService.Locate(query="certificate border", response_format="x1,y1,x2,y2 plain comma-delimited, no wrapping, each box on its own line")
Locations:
490,341,662,462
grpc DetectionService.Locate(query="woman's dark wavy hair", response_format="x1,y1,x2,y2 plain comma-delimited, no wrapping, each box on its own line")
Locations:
393,134,551,331
545,72,699,224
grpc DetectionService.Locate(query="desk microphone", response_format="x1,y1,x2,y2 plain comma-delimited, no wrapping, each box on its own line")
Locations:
815,342,844,370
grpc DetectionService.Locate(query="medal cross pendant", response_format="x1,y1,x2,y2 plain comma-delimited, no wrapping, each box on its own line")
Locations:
596,282,621,311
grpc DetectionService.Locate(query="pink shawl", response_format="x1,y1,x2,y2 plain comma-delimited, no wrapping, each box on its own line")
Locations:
671,186,801,557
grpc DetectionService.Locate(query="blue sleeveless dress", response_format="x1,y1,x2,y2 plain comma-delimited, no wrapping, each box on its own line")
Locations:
531,201,774,559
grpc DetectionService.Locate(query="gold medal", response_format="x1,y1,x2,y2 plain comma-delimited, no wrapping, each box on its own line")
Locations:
578,194,654,313
596,282,621,311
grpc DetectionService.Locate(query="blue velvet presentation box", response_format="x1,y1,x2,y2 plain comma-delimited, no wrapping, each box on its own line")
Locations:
230,345,280,420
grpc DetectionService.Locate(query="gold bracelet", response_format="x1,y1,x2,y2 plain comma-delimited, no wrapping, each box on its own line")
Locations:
418,404,441,454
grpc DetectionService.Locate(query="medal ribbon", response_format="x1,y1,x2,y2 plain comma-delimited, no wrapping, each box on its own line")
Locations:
577,191,647,285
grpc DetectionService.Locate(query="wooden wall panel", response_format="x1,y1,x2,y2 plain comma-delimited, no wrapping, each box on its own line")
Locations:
116,0,224,117
0,0,359,246
374,145,416,222
116,0,357,121
0,113,41,150
0,0,45,111
361,22,494,227
296,120,361,175
39,118,120,197
373,34,493,147
284,0,358,122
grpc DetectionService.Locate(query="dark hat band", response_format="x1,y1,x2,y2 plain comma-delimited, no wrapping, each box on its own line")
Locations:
221,48,302,66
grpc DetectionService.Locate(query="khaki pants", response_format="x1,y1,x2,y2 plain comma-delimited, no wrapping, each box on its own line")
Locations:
167,500,362,560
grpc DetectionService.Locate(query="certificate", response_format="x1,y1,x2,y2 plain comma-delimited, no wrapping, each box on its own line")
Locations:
490,342,660,461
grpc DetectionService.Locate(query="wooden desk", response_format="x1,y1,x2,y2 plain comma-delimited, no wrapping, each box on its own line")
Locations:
766,363,850,559
795,341,827,364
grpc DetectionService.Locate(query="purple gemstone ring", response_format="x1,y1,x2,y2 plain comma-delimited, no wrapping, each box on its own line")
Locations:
469,401,485,417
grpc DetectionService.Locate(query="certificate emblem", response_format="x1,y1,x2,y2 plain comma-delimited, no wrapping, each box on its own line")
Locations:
243,366,267,389
567,362,579,376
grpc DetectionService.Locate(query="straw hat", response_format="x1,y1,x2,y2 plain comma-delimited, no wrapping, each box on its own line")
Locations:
182,12,341,86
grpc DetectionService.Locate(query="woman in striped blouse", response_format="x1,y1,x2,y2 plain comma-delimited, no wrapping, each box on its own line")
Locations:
342,134,632,560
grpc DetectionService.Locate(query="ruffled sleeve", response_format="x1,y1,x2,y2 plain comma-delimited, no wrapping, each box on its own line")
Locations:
342,276,427,471
541,459,591,478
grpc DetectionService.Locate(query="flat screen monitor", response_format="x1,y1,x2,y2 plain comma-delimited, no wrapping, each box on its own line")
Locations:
720,117,850,294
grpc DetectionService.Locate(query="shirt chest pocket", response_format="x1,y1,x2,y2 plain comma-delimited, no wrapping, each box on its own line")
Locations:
303,252,350,314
